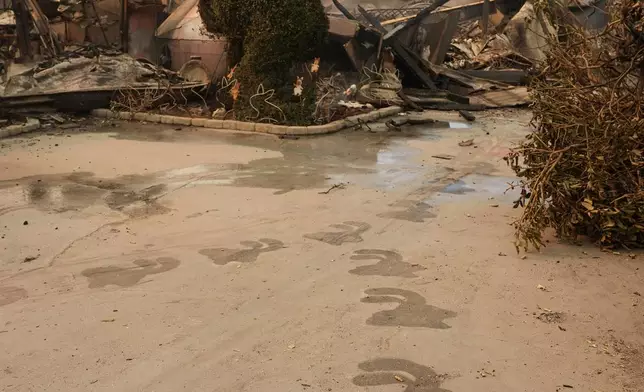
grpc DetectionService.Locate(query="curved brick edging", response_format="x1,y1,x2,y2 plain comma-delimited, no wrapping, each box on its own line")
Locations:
89,106,403,136
0,118,41,139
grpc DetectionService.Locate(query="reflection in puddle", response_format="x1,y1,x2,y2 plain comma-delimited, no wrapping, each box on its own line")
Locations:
448,121,470,129
208,139,427,193
0,172,169,217
420,120,471,130
443,180,475,195
2,125,478,214
108,124,434,192
429,174,518,204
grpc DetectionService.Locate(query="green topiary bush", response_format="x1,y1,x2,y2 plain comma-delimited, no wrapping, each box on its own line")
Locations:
199,0,328,124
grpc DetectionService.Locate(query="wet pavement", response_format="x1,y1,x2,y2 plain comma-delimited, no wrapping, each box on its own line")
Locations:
0,117,494,214
1,110,643,392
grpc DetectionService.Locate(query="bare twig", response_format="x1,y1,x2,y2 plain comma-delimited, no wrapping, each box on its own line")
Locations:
318,183,346,194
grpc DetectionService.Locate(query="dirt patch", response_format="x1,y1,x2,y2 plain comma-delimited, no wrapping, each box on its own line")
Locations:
609,338,644,392
537,311,566,324
0,286,28,307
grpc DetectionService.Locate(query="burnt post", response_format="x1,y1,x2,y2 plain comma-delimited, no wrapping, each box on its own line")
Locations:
12,0,32,61
120,0,129,52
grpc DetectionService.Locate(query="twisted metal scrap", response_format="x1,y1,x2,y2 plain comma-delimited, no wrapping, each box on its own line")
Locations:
507,0,644,251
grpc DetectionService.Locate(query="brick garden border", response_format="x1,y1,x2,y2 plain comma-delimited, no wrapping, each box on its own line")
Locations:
0,118,41,139
88,106,403,136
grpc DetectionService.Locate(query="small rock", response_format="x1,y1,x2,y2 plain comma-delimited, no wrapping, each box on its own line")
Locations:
489,204,499,208
498,252,507,256
635,292,641,296
50,114,66,124
212,108,226,119
23,255,39,263
23,221,28,226
537,284,547,291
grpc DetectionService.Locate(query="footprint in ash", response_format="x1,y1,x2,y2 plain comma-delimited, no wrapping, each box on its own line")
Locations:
303,221,371,246
349,249,426,278
81,257,180,288
199,238,285,265
361,288,456,329
353,357,451,392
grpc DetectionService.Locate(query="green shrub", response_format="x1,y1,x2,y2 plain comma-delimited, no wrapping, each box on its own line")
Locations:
199,0,328,124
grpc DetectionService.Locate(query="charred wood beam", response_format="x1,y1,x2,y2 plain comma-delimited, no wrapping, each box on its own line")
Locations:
13,0,33,61
332,0,357,20
356,5,437,90
392,41,437,90
403,88,470,104
357,5,387,33
458,70,529,86
384,0,451,42
481,0,490,37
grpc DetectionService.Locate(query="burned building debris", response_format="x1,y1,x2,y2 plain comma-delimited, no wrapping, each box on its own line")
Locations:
0,0,620,128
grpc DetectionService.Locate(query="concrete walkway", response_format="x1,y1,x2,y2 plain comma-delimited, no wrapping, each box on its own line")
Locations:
1,110,642,392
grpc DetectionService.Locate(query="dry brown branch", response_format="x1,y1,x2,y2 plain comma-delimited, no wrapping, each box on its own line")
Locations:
507,0,644,251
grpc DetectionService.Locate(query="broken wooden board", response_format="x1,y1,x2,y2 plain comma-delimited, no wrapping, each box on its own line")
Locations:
427,62,513,93
357,5,437,90
392,41,437,90
469,86,530,108
381,1,498,26
383,0,451,42
23,0,61,56
459,69,529,86
403,88,470,104
428,11,460,64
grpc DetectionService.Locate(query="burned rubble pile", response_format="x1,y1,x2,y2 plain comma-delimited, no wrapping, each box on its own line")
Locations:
0,49,207,125
0,0,542,128
198,0,535,125
0,0,618,130
317,0,542,113
0,0,209,131
507,0,643,250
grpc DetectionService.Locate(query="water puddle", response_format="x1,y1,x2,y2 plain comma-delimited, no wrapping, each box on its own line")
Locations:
447,121,471,129
148,131,431,193
0,172,169,218
427,173,519,204
1,128,439,214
